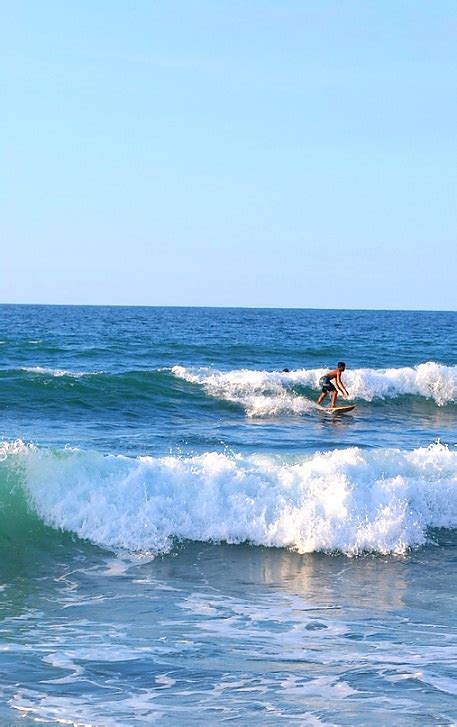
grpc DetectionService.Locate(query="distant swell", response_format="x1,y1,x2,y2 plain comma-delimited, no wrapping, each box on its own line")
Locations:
1,440,457,556
0,368,203,414
172,362,457,414
20,366,100,378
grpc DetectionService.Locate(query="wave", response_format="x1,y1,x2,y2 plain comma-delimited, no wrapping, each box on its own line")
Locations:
1,440,457,557
3,362,455,417
172,362,457,414
0,366,203,409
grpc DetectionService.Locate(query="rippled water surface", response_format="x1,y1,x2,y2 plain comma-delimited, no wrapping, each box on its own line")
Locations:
1,305,457,725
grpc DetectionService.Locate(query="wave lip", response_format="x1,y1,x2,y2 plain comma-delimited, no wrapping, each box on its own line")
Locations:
172,362,457,414
347,362,457,405
2,441,457,557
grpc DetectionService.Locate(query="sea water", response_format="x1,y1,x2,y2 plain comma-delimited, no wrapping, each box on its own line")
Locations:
1,305,457,725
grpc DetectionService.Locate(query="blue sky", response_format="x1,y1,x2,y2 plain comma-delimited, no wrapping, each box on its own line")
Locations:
2,1,456,309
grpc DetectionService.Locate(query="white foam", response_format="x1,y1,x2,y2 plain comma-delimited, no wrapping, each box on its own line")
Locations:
3,440,457,556
172,362,457,412
172,365,318,416
21,366,101,378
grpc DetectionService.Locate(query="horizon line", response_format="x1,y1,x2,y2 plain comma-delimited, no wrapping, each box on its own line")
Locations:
0,303,455,314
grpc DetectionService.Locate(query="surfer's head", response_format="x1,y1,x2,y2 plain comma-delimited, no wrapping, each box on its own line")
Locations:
337,361,346,371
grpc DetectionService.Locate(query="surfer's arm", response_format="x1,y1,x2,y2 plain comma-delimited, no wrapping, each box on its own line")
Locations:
336,372,349,398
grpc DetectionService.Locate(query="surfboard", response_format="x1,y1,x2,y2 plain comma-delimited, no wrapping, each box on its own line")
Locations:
320,405,355,415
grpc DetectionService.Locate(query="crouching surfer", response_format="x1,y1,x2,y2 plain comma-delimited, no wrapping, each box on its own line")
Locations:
317,362,349,408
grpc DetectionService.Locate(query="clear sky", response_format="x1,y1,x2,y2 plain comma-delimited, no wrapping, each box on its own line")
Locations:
2,1,456,309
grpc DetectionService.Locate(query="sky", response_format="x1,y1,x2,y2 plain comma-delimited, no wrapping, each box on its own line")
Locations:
2,1,456,309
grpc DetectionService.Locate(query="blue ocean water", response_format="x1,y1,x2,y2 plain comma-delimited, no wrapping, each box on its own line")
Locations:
1,305,457,725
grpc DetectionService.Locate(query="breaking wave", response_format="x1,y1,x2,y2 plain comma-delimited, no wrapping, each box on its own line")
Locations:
172,362,457,415
1,440,457,557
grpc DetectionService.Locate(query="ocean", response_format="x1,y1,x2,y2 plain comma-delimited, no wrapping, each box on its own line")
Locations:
1,305,457,725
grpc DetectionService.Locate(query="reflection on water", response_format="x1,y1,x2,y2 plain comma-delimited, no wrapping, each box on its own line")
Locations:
160,544,407,613
2,541,457,725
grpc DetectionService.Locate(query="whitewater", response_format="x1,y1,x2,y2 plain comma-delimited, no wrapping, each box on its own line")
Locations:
3,440,457,556
172,361,457,414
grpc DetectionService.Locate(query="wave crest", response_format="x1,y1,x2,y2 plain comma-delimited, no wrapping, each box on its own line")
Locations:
172,362,457,414
2,441,457,556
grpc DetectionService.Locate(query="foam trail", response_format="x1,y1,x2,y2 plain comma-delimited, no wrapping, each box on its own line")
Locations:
172,362,457,413
2,441,457,556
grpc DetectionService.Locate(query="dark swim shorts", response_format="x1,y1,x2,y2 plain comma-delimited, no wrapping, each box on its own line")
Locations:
319,376,336,393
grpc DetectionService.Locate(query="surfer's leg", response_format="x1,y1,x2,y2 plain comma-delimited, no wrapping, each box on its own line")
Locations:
317,391,327,405
331,390,337,407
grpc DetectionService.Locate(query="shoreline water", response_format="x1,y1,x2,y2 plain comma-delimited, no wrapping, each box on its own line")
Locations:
3,541,457,725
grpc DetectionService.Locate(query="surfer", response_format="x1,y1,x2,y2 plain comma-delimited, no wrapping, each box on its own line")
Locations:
317,362,349,408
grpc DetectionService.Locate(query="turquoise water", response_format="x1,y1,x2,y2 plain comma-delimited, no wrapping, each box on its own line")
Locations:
1,305,457,724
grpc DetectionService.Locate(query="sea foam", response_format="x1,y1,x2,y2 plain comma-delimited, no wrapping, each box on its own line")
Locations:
21,366,98,378
2,440,457,556
172,362,457,414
